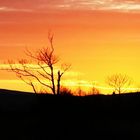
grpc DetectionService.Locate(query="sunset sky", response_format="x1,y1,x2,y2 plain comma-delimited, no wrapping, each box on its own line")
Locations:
0,0,140,94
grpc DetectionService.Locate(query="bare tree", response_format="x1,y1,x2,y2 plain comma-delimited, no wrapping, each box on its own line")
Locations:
106,73,132,94
4,33,70,95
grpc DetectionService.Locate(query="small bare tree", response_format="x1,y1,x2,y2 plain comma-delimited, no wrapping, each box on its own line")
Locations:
4,33,70,95
91,86,100,95
106,73,132,94
89,82,100,95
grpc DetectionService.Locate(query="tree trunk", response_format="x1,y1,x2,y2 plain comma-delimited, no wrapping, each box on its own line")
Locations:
51,66,56,95
57,71,61,95
119,88,121,94
31,82,37,94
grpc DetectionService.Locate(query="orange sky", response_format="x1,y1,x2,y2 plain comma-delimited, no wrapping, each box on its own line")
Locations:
0,0,140,94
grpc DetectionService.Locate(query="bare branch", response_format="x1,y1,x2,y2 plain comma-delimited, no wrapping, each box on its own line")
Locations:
60,63,71,77
18,75,37,93
37,62,51,76
37,70,51,80
8,62,53,90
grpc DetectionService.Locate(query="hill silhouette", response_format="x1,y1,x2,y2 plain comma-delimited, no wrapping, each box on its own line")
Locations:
0,89,140,139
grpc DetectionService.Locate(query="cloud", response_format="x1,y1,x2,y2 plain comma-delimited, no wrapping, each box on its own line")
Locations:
0,0,140,13
99,0,140,12
52,0,140,13
0,6,32,12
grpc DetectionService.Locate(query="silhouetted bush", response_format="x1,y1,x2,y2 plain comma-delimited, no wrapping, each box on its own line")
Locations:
60,86,73,96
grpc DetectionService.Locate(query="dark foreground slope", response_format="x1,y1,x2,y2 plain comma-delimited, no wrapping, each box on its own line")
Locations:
0,89,140,139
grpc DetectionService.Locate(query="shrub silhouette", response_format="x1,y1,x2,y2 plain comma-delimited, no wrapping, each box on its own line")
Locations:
60,86,73,96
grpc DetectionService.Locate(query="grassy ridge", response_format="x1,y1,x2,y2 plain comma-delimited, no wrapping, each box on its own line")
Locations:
0,89,140,117
0,89,140,139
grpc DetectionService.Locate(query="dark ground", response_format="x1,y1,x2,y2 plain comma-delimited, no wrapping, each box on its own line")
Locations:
0,89,140,139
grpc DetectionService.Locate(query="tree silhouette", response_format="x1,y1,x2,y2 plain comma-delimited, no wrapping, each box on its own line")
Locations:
106,73,131,94
6,33,70,94
59,86,72,96
91,86,100,95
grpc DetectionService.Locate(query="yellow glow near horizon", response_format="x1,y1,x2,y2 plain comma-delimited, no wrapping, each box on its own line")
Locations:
0,80,32,92
0,79,139,95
